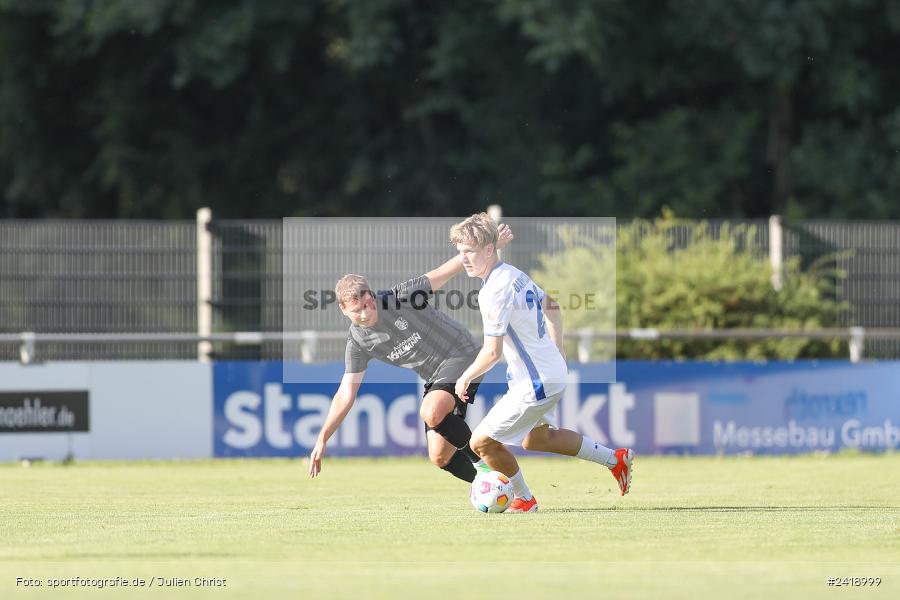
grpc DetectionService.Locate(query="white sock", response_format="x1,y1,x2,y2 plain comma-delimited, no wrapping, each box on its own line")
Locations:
509,469,532,500
577,436,617,468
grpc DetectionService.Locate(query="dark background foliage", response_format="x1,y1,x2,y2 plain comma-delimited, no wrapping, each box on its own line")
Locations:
2,0,899,219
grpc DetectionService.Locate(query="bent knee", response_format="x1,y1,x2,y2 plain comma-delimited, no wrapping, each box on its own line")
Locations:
419,405,440,427
470,433,495,456
522,429,549,452
419,399,453,428
429,447,455,468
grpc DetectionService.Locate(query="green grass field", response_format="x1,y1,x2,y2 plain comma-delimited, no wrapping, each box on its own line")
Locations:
1,454,898,599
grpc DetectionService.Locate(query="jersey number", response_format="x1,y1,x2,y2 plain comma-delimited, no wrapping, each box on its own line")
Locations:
525,287,546,339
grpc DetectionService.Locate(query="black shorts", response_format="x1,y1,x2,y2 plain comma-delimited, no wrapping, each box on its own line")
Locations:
422,380,481,432
421,355,482,431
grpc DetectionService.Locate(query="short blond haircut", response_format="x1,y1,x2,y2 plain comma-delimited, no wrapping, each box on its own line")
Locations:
449,212,498,249
335,274,372,306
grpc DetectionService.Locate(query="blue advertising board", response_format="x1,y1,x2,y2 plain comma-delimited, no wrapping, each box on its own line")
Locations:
213,361,900,457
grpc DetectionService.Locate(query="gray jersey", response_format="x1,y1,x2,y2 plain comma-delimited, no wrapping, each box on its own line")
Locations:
344,276,480,383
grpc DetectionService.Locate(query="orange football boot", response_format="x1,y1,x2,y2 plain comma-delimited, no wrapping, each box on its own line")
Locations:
506,496,538,513
611,448,634,496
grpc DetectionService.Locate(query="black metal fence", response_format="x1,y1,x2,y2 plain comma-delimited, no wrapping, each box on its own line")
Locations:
1,217,898,360
0,220,196,360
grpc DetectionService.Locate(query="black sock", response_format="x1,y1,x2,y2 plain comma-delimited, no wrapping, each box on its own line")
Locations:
461,445,481,464
433,413,482,464
433,412,473,450
440,450,477,483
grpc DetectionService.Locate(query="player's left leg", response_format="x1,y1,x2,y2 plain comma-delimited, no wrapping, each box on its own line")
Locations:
522,425,634,496
470,432,537,513
469,433,520,477
425,429,474,483
421,389,483,482
421,388,483,464
469,393,560,513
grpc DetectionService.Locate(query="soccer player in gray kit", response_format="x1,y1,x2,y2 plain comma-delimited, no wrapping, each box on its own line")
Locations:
308,225,513,484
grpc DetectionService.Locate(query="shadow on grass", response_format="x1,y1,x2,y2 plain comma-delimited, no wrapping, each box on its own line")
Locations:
4,552,238,561
542,506,899,513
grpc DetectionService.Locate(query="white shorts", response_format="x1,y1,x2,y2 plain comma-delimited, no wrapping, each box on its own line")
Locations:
473,390,563,446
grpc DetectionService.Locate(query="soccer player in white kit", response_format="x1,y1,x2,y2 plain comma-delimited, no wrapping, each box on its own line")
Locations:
451,213,633,513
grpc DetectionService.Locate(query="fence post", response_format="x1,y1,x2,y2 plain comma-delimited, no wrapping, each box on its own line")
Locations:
577,329,593,363
197,208,213,363
769,214,783,291
301,331,317,364
19,332,35,365
849,327,865,363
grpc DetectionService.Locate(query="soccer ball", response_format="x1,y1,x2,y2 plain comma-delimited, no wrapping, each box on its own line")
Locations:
470,470,513,513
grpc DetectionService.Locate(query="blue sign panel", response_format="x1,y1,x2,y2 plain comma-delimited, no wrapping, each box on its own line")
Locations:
213,361,900,457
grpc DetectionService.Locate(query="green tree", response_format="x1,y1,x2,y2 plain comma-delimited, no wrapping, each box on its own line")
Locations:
2,0,900,219
533,213,848,360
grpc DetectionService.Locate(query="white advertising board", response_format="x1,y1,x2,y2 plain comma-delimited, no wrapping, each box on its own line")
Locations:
0,362,211,461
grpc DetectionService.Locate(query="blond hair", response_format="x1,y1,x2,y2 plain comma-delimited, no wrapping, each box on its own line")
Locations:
449,212,498,249
335,274,372,306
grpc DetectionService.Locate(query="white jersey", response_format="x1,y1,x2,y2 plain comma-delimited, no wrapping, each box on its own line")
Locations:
478,261,567,402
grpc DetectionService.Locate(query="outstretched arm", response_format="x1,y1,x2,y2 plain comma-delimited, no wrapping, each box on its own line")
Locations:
425,224,513,291
309,371,365,477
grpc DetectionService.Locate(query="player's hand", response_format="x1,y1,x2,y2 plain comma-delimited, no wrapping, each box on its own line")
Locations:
496,224,513,249
455,376,472,403
309,440,326,478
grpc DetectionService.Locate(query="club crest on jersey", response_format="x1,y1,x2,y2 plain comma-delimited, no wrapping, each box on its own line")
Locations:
394,317,409,331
